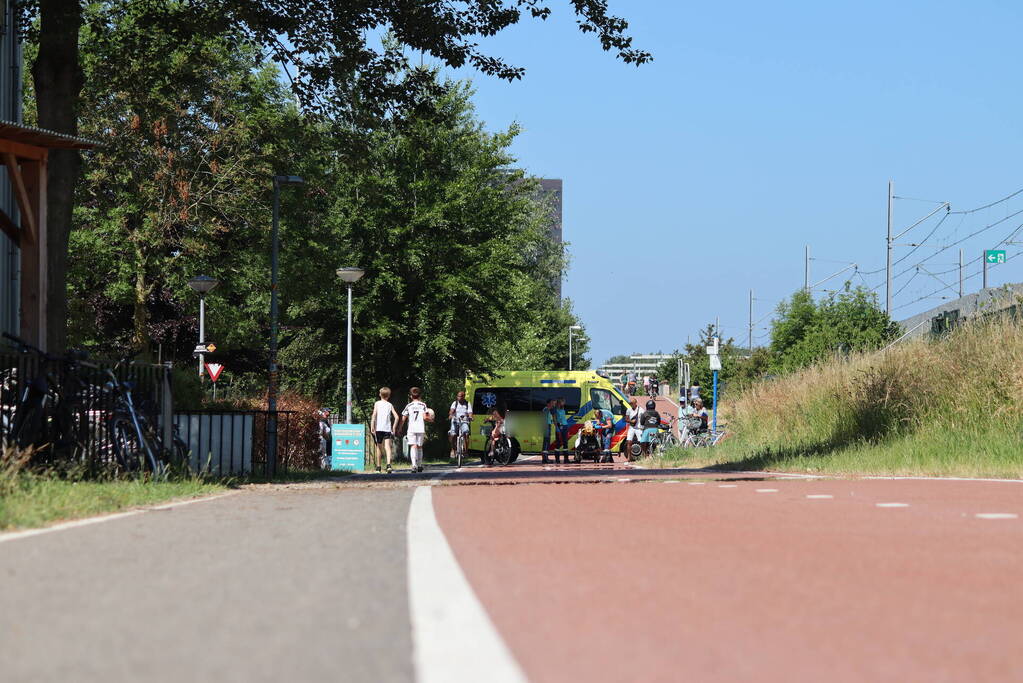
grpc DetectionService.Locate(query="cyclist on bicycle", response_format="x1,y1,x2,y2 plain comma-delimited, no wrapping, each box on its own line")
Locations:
639,399,662,457
447,390,473,458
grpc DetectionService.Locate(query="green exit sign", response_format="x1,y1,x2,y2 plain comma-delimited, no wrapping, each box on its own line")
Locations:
985,249,1006,264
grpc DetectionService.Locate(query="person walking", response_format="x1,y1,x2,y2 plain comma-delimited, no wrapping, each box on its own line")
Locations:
317,409,332,470
370,387,399,473
541,398,556,463
398,387,432,473
625,397,642,461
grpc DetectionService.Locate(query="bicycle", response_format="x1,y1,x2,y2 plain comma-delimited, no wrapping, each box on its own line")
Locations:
102,360,163,474
3,333,94,463
490,422,515,466
648,415,679,455
453,414,472,468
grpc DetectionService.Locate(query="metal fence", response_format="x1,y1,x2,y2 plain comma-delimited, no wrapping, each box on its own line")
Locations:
174,410,296,477
0,348,172,473
0,345,299,477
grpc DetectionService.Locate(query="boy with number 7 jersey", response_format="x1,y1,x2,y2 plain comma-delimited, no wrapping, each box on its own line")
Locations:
398,387,432,473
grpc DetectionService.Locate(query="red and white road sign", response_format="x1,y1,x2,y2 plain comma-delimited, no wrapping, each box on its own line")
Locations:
204,362,225,383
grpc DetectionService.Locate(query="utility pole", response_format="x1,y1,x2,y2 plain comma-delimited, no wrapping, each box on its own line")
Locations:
886,180,893,314
748,289,754,354
804,245,810,292
983,250,988,289
959,248,964,298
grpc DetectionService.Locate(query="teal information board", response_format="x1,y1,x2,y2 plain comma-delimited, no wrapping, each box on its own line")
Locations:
330,424,365,472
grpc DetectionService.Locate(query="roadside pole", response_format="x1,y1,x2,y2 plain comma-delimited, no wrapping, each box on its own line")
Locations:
712,369,719,432
706,337,721,432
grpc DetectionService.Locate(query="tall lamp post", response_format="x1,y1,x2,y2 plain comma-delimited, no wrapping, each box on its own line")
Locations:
267,174,303,476
337,267,365,424
568,325,582,370
187,275,219,378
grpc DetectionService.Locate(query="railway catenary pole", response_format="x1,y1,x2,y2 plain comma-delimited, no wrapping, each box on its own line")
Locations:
886,180,894,314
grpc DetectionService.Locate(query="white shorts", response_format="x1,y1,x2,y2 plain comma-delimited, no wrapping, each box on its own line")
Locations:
407,433,425,447
628,427,642,441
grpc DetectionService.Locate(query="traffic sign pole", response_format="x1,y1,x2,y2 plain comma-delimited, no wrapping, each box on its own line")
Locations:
712,369,718,432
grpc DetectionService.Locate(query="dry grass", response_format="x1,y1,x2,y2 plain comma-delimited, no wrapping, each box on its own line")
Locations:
654,316,1023,478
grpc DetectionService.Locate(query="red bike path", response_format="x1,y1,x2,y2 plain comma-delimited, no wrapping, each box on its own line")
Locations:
431,473,1023,682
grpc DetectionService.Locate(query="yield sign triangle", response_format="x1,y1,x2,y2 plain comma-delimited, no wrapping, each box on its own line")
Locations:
205,362,225,383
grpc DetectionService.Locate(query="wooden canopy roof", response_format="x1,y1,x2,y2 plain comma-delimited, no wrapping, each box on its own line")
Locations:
0,120,99,150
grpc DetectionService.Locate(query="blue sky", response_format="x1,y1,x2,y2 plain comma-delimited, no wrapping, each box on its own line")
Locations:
447,0,1023,366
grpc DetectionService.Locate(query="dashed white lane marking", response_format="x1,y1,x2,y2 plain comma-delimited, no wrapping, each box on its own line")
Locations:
756,488,779,493
975,513,1018,520
0,491,239,544
876,503,910,508
689,482,706,486
718,484,738,488
407,486,527,683
617,478,632,482
663,480,681,484
806,494,834,499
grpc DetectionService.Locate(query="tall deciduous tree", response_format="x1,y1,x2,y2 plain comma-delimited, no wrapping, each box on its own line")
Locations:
19,0,650,351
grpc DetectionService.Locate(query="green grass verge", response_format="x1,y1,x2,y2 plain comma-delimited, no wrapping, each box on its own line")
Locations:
0,474,226,531
642,424,1023,479
639,316,1023,479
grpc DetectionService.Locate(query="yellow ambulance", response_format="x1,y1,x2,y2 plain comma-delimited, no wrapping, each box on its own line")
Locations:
465,370,631,458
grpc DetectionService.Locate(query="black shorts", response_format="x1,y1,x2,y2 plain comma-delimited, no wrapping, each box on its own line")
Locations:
373,431,392,444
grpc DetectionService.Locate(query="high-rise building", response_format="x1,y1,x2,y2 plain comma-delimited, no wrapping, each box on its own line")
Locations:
539,178,563,299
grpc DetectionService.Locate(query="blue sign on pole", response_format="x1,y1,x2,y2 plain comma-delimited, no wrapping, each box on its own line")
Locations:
330,423,365,471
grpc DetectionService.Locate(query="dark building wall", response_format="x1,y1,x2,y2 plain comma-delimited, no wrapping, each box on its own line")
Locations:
539,178,563,299
0,2,20,335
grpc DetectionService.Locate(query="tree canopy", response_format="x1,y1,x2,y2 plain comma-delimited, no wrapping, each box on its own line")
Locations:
21,0,649,351
49,6,589,409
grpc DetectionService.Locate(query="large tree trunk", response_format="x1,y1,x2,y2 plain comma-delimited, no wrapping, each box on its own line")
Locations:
32,0,83,352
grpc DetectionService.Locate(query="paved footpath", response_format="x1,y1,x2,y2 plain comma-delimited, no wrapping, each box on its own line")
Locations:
2,463,1022,682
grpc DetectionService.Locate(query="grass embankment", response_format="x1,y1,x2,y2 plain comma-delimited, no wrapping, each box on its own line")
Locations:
0,473,224,531
652,317,1023,478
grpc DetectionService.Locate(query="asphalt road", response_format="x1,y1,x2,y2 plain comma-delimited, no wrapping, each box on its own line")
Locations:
1,485,416,683
2,465,1022,682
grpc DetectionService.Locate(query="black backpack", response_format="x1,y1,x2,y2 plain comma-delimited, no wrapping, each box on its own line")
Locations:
642,411,660,429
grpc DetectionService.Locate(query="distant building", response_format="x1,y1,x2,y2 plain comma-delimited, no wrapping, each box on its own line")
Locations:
539,178,563,299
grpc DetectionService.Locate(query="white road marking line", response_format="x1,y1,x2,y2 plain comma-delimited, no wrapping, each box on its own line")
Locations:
0,490,239,544
756,488,778,493
718,484,738,488
663,480,681,484
806,494,834,499
617,478,632,482
975,513,1018,520
876,502,910,508
689,482,706,486
407,486,527,683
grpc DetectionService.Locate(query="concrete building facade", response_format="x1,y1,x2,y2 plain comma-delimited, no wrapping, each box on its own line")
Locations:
539,178,563,299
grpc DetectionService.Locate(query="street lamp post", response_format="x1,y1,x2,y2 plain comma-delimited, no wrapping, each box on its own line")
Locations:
187,275,219,379
337,267,365,424
568,325,582,370
267,174,303,476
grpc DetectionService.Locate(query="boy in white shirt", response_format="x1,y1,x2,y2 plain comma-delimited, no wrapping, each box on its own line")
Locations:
370,387,399,473
398,387,432,473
